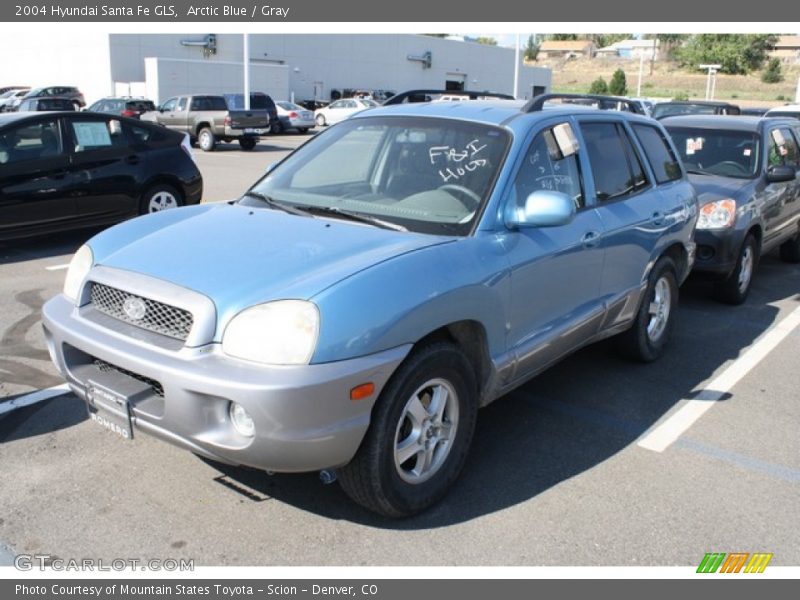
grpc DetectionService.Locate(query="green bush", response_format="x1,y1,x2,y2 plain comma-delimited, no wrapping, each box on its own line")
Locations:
761,58,783,84
609,68,628,96
589,77,609,94
673,92,690,101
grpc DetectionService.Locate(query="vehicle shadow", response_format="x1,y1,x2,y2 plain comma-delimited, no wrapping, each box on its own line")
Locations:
204,254,798,528
0,228,103,266
0,393,86,444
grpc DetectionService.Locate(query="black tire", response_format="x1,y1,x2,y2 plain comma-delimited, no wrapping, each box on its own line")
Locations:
617,256,679,363
139,184,183,215
238,138,257,151
270,121,283,134
779,230,800,264
197,127,216,152
298,128,309,134
316,114,326,127
713,234,758,305
338,342,478,518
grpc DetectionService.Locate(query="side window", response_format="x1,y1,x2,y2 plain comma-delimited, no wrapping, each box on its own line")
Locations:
177,97,188,111
514,125,585,209
581,122,649,202
161,97,177,112
69,119,127,153
632,124,682,183
0,119,62,164
768,128,797,167
779,128,799,166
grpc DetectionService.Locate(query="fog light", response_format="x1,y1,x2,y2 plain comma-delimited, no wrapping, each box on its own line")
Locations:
229,402,255,437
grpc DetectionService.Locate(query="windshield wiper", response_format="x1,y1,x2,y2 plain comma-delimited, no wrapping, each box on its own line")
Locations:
685,168,713,176
243,191,312,217
302,206,407,231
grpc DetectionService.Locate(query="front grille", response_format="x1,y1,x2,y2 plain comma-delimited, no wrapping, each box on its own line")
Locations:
94,358,164,398
90,283,193,341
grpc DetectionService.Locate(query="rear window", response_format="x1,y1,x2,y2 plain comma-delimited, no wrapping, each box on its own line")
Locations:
39,99,73,110
225,94,274,110
582,122,650,201
632,124,682,183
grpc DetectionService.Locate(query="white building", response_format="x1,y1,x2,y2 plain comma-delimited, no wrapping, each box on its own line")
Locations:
2,33,551,106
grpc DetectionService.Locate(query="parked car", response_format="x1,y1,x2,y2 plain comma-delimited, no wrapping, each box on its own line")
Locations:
0,111,202,240
0,88,30,112
22,86,86,110
16,97,77,112
651,100,740,120
86,97,156,119
740,107,769,117
222,92,280,134
0,86,29,95
314,97,379,126
274,101,315,133
765,104,800,120
142,94,270,151
663,115,800,303
42,94,697,517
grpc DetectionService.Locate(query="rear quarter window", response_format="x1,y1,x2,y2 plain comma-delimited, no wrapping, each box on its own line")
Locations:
632,124,682,183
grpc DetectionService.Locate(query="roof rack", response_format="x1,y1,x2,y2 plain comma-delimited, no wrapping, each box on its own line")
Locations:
383,89,515,106
522,93,646,115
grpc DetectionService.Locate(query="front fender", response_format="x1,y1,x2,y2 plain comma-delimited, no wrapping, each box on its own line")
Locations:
310,234,511,364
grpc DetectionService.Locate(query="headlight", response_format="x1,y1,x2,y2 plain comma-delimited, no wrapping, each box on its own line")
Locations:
697,199,736,230
222,300,320,365
63,245,93,302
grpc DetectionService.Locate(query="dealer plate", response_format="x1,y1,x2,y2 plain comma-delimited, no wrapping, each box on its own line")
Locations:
85,381,133,440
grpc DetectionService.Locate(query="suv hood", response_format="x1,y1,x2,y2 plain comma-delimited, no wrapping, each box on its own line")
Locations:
88,203,452,323
687,173,755,205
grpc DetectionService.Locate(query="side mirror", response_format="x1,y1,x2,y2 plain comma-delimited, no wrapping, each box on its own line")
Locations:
507,190,576,229
766,165,796,183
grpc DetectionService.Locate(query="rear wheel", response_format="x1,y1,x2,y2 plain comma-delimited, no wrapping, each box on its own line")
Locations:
713,234,758,305
238,138,257,151
198,127,216,152
270,121,283,134
338,342,478,518
140,184,182,215
298,128,309,134
316,114,326,127
617,256,679,362
779,230,800,263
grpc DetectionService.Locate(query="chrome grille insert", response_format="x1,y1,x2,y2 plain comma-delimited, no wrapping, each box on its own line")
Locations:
90,283,193,341
93,358,164,398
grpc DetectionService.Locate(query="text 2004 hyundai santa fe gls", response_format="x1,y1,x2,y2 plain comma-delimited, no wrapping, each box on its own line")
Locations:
43,95,698,517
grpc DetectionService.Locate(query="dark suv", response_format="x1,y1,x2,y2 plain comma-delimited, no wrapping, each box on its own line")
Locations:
652,101,740,120
16,97,77,112
664,115,800,303
22,86,86,110
87,97,157,119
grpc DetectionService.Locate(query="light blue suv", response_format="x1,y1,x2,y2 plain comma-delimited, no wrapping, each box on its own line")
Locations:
43,94,698,517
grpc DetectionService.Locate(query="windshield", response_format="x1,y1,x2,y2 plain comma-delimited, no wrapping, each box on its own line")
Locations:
652,104,722,119
666,127,760,179
244,116,510,235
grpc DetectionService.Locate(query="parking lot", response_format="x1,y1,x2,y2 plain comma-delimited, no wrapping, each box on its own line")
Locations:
0,131,798,567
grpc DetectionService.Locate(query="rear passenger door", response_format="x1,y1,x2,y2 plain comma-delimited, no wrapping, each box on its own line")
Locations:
577,118,675,303
763,126,800,245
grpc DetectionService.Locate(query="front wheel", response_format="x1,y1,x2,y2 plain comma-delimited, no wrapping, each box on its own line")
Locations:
197,127,216,152
315,114,326,127
713,234,758,305
617,256,679,362
139,184,182,215
338,342,478,518
238,138,257,151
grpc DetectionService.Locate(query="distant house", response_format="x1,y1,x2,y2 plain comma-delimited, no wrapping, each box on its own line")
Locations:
597,39,660,61
769,36,800,63
538,40,596,59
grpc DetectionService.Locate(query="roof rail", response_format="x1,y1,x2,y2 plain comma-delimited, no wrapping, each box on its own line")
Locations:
383,89,515,106
522,93,646,115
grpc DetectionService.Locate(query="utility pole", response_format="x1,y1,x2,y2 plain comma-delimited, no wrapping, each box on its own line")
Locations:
699,64,721,100
637,51,645,96
514,33,520,99
243,34,250,110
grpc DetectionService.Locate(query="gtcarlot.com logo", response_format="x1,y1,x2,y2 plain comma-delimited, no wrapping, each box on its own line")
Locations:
697,552,773,574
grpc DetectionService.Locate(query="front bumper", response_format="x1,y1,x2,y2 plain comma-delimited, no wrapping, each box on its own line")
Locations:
691,228,745,278
42,293,410,472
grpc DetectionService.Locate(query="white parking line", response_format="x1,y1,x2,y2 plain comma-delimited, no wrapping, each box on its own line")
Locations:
637,304,800,453
0,384,71,416
45,264,70,271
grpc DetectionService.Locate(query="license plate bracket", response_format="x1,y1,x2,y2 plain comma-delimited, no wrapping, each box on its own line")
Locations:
86,380,134,440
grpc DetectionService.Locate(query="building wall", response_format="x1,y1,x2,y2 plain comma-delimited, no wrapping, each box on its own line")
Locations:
2,32,113,103
109,34,551,103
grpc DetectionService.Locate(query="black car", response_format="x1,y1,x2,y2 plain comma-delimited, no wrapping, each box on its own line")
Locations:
0,111,203,240
86,97,156,119
652,101,741,120
664,115,800,303
17,97,77,112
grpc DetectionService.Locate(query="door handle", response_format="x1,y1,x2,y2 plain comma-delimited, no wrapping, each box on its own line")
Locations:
125,155,141,165
651,211,665,225
581,231,601,248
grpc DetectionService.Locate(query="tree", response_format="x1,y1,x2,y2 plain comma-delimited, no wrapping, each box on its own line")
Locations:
609,69,628,95
589,34,630,49
676,34,778,75
654,34,688,59
524,34,539,61
551,34,579,41
475,36,498,46
761,58,783,83
589,77,608,94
